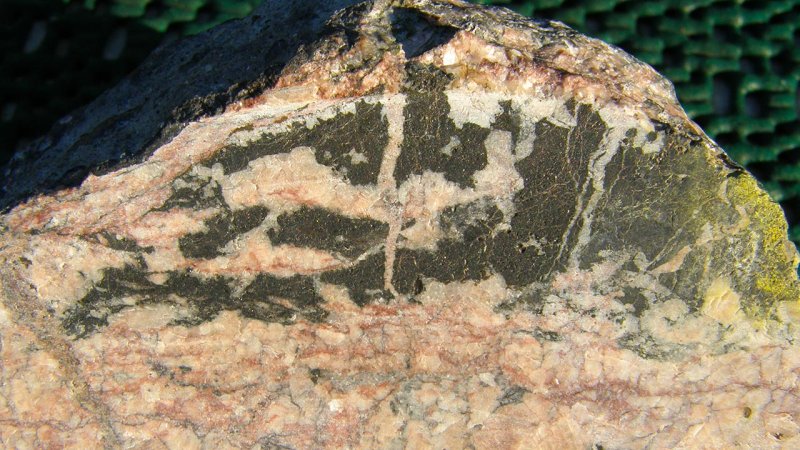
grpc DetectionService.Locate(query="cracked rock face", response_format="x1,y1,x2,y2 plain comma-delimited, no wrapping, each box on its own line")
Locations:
2,1,800,448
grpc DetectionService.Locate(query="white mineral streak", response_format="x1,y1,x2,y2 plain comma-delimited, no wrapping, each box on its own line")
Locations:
201,92,664,289
127,207,218,245
440,92,668,272
193,231,346,277
0,90,796,449
446,90,504,128
378,94,406,296
220,147,385,218
396,135,523,247
564,113,626,270
556,103,665,270
398,92,574,250
2,259,796,449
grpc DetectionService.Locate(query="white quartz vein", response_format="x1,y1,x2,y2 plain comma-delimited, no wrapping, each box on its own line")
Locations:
552,114,586,270
377,94,406,298
567,125,625,269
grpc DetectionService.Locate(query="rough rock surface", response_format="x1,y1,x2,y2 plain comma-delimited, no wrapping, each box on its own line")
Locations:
2,0,800,448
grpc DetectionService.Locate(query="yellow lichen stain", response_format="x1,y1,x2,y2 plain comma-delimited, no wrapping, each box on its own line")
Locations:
702,277,743,325
726,173,800,322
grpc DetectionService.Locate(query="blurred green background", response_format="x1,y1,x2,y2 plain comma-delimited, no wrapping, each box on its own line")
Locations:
2,0,800,243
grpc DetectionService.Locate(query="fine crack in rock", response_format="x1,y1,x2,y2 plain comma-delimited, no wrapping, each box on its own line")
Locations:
1,0,800,448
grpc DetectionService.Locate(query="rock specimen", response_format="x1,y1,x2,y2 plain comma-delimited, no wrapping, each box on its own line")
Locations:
2,0,800,448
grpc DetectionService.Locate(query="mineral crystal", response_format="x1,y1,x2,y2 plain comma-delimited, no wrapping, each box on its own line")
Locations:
2,0,799,448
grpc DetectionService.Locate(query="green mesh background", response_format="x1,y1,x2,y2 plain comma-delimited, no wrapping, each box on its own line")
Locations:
3,0,800,242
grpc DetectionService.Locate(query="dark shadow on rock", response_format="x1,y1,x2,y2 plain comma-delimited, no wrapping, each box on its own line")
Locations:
389,7,459,58
0,0,363,213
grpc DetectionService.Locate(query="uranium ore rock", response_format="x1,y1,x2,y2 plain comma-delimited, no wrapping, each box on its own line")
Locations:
2,0,800,448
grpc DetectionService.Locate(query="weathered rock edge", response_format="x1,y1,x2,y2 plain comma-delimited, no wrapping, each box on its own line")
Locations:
4,0,697,212
0,0,364,211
